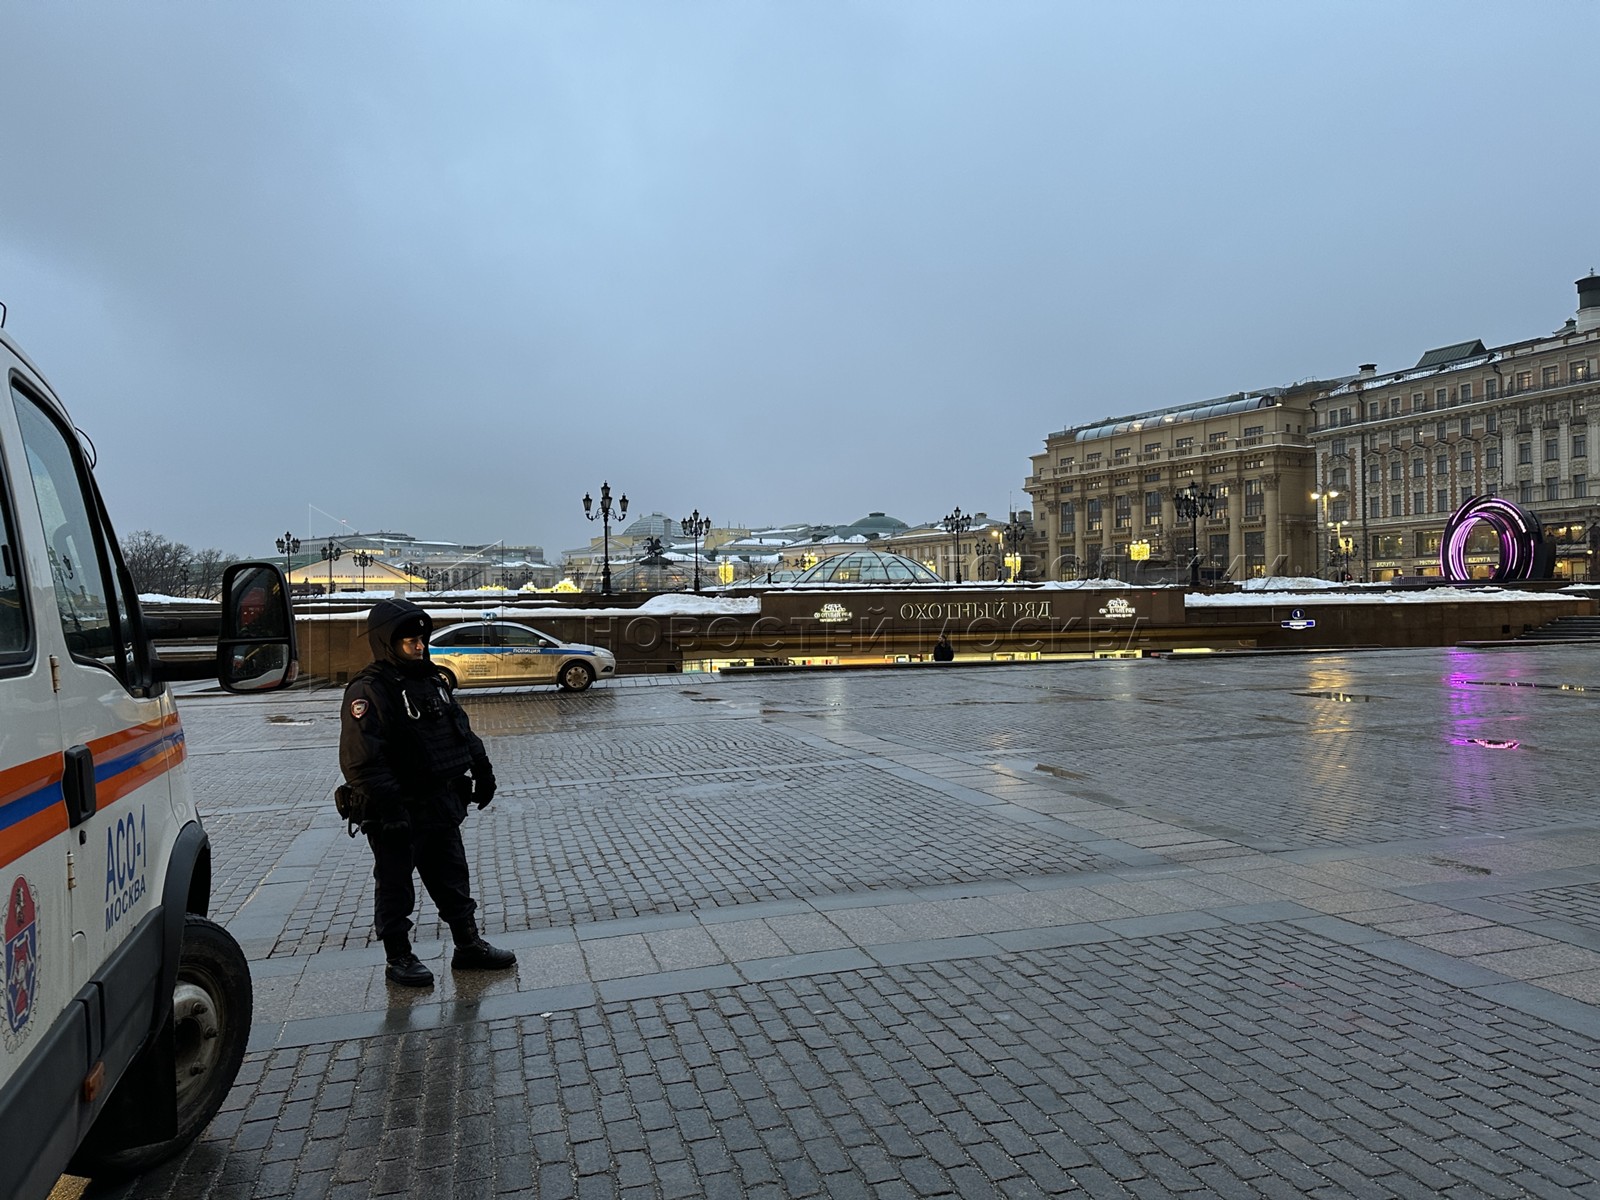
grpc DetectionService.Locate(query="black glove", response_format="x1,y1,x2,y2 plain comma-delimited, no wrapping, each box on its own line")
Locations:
471,760,497,809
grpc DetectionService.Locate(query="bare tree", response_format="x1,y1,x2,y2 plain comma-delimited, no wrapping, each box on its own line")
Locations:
122,530,190,596
188,548,237,599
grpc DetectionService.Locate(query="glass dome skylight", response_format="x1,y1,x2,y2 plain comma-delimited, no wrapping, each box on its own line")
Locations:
789,550,941,585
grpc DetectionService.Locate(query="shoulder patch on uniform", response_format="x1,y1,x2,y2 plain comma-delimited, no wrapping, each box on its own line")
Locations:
350,698,369,718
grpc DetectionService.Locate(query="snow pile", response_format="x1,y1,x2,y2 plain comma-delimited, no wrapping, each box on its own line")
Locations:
1188,587,1561,608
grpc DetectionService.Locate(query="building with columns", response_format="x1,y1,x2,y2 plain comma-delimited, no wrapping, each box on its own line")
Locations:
1023,384,1326,581
1307,274,1600,581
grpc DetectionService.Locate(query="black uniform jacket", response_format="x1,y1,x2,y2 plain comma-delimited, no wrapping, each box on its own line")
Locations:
339,598,487,828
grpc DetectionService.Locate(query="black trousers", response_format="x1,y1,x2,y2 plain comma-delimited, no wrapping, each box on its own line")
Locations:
368,806,477,942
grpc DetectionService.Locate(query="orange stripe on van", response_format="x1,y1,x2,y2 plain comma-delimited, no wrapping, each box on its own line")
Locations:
0,755,67,867
1,713,185,868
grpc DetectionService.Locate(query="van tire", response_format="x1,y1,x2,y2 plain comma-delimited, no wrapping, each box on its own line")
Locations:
75,915,253,1178
557,661,594,692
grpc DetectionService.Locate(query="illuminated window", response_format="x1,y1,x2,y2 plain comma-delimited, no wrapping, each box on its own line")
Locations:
1573,361,1592,383
1243,479,1264,517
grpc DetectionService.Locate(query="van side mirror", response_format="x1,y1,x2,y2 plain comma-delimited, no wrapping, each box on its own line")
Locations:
218,564,299,692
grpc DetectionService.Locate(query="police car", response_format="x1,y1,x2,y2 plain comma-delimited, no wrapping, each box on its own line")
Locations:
0,324,298,1198
428,619,616,691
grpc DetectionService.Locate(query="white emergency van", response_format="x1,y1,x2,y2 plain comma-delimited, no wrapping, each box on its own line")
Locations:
0,323,298,1198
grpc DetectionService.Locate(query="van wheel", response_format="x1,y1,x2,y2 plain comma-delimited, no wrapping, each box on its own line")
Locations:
74,915,253,1178
558,661,594,692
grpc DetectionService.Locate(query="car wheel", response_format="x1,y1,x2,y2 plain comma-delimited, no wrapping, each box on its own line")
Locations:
558,660,595,692
439,666,459,690
72,915,253,1178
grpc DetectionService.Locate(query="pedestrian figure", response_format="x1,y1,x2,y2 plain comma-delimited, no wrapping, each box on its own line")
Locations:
340,598,515,987
932,633,955,662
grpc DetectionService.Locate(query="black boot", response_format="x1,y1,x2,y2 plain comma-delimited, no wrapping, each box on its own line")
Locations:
382,933,434,988
450,922,516,970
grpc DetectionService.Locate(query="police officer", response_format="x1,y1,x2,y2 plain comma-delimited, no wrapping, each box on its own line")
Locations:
339,598,515,987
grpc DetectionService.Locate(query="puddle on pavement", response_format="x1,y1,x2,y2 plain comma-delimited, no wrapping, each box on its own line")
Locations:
1452,677,1599,695
266,715,315,725
1295,691,1387,703
1034,762,1092,783
1426,855,1492,876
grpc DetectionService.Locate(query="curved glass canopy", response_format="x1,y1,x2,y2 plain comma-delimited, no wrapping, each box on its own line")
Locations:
790,550,941,585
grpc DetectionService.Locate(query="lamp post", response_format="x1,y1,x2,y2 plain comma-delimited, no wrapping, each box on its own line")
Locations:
275,531,300,581
352,551,373,591
680,510,711,593
943,507,972,584
1172,483,1219,587
582,481,628,595
1311,489,1341,579
321,539,342,597
995,513,1028,582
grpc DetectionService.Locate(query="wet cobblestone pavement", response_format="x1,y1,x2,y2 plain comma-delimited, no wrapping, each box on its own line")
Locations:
93,645,1600,1197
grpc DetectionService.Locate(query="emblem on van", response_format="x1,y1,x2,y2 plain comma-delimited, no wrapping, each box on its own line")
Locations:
4,875,39,1049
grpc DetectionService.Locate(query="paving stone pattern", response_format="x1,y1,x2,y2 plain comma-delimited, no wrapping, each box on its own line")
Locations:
127,923,1600,1199
89,645,1600,1198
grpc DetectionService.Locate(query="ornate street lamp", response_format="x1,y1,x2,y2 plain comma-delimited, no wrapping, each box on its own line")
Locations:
943,507,972,584
321,539,342,597
680,510,712,593
275,531,301,580
1172,483,1218,587
996,514,1028,582
352,551,373,590
1311,489,1342,579
582,481,628,595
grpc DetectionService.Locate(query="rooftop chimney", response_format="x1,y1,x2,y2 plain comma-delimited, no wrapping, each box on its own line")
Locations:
1578,272,1600,334
1357,363,1377,379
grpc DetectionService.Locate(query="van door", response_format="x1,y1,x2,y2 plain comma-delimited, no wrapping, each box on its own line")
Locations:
0,393,70,1114
8,379,178,1084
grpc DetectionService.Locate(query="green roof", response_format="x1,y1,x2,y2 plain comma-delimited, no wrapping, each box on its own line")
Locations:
1414,340,1487,370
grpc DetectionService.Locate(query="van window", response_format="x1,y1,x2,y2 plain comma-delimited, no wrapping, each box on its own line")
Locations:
11,384,134,679
0,457,28,663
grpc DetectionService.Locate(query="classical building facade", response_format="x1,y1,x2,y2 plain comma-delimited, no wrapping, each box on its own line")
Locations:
1308,275,1600,581
1023,387,1325,581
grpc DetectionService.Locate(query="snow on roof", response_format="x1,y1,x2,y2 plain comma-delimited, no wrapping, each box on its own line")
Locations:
1187,585,1563,607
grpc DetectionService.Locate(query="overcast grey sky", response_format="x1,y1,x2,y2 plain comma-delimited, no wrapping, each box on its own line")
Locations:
2,2,1596,560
